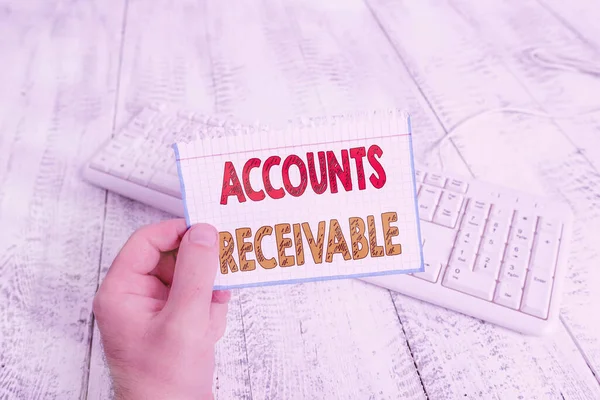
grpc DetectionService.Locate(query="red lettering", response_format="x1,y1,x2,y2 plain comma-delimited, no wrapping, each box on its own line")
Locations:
327,150,352,194
242,158,265,202
220,161,246,205
349,147,367,190
307,151,328,194
367,145,386,189
263,156,285,199
282,155,308,197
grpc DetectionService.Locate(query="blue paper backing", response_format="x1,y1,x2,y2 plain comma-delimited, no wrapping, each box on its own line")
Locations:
172,143,192,228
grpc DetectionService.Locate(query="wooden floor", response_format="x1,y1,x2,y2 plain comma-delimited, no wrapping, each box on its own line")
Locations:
2,0,600,398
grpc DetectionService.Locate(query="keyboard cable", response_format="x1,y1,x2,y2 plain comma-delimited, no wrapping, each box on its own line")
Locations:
422,48,600,171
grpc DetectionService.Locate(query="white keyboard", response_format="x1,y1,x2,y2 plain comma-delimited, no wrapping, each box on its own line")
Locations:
82,106,573,336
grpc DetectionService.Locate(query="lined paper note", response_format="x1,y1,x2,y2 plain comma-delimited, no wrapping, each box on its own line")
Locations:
174,111,423,289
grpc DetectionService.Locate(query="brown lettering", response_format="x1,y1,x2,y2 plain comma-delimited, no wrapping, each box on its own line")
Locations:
275,223,295,267
349,217,369,260
255,226,277,269
367,215,384,257
219,231,239,274
382,212,402,255
302,221,326,264
326,219,351,262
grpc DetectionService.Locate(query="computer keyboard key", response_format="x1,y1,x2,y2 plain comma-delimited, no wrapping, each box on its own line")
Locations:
538,217,562,236
461,212,486,234
443,266,496,301
512,212,536,232
484,218,511,243
415,170,425,182
147,171,181,198
141,137,161,150
509,231,533,250
413,260,443,283
530,231,560,274
108,161,135,179
102,140,128,156
480,236,505,258
504,243,530,266
128,166,152,186
467,199,491,217
521,273,553,318
509,219,536,247
494,282,523,310
500,261,527,287
89,153,116,173
456,228,481,248
433,191,464,228
418,186,441,221
474,253,501,278
153,156,172,172
489,205,513,222
450,246,477,269
433,208,457,228
445,178,469,193
424,173,446,187
120,149,143,165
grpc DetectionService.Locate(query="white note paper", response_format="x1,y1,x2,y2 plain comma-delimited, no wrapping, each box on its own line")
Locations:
174,111,423,289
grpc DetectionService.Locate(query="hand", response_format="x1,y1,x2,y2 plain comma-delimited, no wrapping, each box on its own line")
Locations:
92,219,230,400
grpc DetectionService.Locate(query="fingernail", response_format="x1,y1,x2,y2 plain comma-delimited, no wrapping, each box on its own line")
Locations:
188,223,218,247
212,290,232,304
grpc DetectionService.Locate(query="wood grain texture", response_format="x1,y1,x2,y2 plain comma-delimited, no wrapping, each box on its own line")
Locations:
2,0,600,399
364,0,600,398
86,1,254,399
0,0,125,398
538,0,600,52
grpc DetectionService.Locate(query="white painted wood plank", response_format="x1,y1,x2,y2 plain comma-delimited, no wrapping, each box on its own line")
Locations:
279,0,469,173
364,0,600,398
538,0,600,52
0,0,125,398
85,1,253,399
447,0,600,172
435,0,600,384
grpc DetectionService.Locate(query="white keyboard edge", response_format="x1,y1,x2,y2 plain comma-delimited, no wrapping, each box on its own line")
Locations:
82,165,186,217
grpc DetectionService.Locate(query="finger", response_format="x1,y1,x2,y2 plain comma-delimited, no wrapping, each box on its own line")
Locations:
107,219,187,279
163,223,219,323
209,300,229,341
149,250,177,286
212,290,231,304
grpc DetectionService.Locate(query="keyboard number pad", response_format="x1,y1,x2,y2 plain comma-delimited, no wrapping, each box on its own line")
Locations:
412,176,563,320
436,193,562,320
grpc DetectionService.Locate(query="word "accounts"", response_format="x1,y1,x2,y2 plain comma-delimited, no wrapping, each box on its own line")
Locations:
220,145,387,204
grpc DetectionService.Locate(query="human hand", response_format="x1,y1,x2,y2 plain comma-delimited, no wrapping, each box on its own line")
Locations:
92,219,230,400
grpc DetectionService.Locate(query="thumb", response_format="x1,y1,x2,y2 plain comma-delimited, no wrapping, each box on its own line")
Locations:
164,223,219,323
